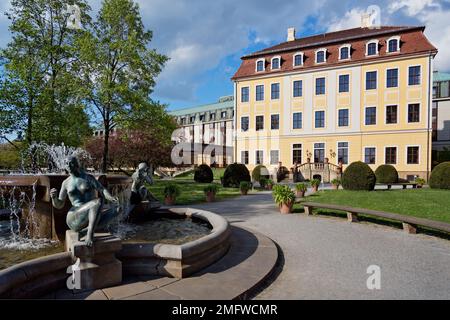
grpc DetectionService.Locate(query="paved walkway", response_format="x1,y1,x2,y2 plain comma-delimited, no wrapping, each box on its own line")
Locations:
189,190,450,299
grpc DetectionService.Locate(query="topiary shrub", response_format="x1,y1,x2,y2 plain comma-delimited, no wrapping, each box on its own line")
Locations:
194,164,213,183
252,165,270,182
222,163,251,188
429,161,450,189
342,161,376,191
375,164,399,184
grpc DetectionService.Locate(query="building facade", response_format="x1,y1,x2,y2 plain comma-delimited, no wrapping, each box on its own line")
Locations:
232,25,437,181
432,71,450,151
169,96,234,167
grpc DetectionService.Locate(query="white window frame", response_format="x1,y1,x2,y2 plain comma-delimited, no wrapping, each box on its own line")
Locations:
339,44,351,61
270,150,279,165
270,113,280,131
241,150,249,164
255,150,264,165
240,86,250,103
363,146,377,164
336,141,350,164
364,106,377,126
366,39,379,56
315,48,327,64
384,145,398,165
255,84,265,101
291,143,303,165
293,52,304,67
386,36,401,53
408,64,422,87
255,114,265,131
240,115,250,132
314,110,326,129
271,56,281,70
365,70,378,91
292,111,303,130
406,145,420,165
270,82,280,100
337,108,350,127
385,67,399,89
255,58,265,72
384,104,398,125
313,142,326,163
406,102,421,124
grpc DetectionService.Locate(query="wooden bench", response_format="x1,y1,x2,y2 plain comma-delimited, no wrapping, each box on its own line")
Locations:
301,201,450,235
377,183,418,190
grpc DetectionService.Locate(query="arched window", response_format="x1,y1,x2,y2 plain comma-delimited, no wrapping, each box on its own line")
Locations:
256,59,265,72
316,49,327,63
387,36,400,53
271,56,281,70
366,40,379,56
339,44,351,60
293,52,303,67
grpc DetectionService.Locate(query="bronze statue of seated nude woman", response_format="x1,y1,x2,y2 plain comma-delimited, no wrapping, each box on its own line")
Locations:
50,156,119,247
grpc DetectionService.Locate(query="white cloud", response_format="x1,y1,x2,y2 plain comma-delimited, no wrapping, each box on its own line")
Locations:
388,0,438,16
328,8,366,31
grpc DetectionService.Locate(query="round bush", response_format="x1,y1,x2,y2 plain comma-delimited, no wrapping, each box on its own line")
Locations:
252,165,270,182
429,162,450,189
342,161,376,191
375,164,398,184
222,163,251,188
194,164,213,183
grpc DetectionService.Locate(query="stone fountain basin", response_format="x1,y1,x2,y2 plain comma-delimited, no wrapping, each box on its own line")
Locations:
117,207,231,278
0,207,230,298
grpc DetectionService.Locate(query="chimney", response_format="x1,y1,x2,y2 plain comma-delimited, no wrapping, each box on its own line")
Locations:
287,27,296,42
361,13,371,28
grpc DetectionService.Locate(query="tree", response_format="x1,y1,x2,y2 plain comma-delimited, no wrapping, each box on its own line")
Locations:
0,0,92,147
77,0,168,172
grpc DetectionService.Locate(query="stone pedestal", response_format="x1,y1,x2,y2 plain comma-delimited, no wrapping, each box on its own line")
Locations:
65,230,122,291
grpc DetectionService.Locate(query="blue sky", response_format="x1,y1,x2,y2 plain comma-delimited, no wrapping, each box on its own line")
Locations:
1,0,450,111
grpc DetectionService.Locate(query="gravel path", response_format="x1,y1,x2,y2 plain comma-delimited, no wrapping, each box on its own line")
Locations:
188,190,450,299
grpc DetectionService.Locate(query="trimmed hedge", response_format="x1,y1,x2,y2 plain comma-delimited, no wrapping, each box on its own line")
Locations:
222,163,251,188
252,165,270,182
375,164,398,184
342,161,376,191
429,162,450,189
194,164,213,183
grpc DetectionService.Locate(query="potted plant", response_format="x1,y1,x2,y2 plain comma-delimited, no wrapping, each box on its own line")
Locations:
239,181,251,195
203,184,219,202
310,179,321,192
415,177,426,188
331,178,341,190
295,183,307,198
272,185,296,214
259,177,267,189
266,179,274,190
163,183,180,205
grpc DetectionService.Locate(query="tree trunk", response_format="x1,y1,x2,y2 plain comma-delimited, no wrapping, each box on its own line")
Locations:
102,125,109,173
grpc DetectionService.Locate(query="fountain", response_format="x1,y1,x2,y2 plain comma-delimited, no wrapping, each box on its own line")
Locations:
0,148,231,298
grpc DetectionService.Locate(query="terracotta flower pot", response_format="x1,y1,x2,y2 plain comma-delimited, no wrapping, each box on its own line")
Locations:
205,192,216,202
417,184,423,189
279,201,293,214
296,190,305,198
332,184,339,190
312,186,319,192
267,184,273,190
164,196,175,205
240,189,248,195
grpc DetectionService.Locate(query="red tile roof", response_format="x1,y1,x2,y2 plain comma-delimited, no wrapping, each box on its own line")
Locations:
232,26,437,80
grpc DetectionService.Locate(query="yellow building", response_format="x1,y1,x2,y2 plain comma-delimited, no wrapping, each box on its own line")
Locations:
232,25,437,181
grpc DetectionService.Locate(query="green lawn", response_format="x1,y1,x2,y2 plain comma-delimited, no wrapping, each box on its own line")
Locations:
293,189,450,224
147,179,243,205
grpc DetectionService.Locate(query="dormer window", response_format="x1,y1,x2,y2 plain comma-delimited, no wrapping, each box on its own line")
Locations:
315,49,327,63
256,59,265,72
339,44,351,60
366,40,379,56
293,52,303,67
387,36,400,53
271,56,281,70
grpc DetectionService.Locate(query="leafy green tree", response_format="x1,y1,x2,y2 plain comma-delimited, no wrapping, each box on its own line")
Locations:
76,0,168,172
0,0,92,147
